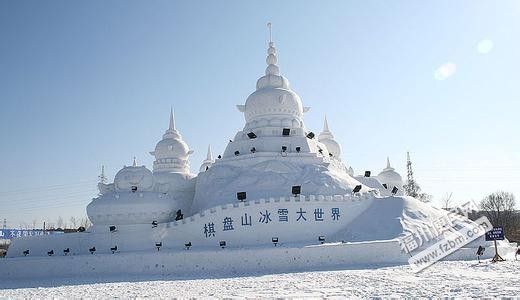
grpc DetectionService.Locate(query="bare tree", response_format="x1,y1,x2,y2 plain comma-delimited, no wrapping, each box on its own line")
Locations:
403,181,432,203
442,192,453,210
69,216,77,229
480,191,516,234
80,217,92,229
56,216,64,229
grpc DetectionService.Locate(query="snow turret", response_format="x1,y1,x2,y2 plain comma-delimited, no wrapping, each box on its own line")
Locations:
348,166,354,176
377,157,404,195
150,108,193,173
114,158,154,192
199,145,215,172
236,24,309,132
318,116,342,159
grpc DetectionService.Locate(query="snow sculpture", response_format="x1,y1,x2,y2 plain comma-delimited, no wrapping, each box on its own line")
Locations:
4,26,502,272
377,157,404,196
114,159,154,192
87,111,196,225
318,116,342,160
150,108,193,174
190,36,369,213
199,145,214,173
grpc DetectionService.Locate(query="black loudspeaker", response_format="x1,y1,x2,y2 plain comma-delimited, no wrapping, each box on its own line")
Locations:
109,225,116,232
282,128,291,136
237,192,247,201
391,186,399,195
89,247,96,254
47,250,54,256
234,151,240,156
296,147,301,153
250,147,256,153
272,237,279,246
306,132,315,139
281,146,287,152
364,171,371,177
382,183,388,189
247,132,257,139
318,236,326,244
218,155,222,159
23,250,29,256
131,186,137,192
110,245,118,254
185,242,192,250
352,185,362,193
219,241,227,248
63,248,70,255
292,185,301,196
152,220,158,228
175,209,184,221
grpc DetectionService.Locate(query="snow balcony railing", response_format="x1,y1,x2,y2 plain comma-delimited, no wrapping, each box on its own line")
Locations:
166,193,371,228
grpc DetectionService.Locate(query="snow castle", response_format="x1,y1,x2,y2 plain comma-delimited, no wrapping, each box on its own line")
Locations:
1,30,499,279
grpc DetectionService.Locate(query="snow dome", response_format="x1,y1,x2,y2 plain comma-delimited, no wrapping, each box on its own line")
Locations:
238,42,308,130
114,161,154,192
199,145,214,173
318,116,342,159
150,108,193,173
377,157,404,193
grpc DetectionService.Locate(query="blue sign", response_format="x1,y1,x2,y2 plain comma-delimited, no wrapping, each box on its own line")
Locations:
0,229,55,240
485,227,505,241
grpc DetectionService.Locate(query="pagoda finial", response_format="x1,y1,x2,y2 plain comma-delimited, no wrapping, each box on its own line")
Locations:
264,23,280,76
387,157,391,169
169,106,176,131
323,115,330,132
132,157,137,167
206,144,213,161
267,22,272,44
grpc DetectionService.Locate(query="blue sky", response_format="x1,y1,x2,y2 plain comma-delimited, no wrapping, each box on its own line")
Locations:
1,1,519,228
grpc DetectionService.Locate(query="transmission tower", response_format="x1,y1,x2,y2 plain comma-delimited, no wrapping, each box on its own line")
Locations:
98,165,107,184
405,151,417,197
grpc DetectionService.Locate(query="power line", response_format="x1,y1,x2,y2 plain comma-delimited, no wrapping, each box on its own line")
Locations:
0,180,97,196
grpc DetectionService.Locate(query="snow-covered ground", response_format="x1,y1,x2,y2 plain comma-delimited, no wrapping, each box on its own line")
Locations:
1,260,519,298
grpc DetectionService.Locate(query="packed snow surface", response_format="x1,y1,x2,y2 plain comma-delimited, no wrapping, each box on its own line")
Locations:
1,260,519,298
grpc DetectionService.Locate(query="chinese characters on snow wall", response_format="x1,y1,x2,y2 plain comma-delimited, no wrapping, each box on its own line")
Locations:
204,207,340,238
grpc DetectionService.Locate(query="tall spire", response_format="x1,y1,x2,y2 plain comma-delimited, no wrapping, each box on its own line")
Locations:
319,115,334,140
384,157,395,171
323,115,330,132
254,22,290,90
169,107,176,131
206,144,213,161
132,157,137,167
163,107,181,139
199,144,215,172
265,22,280,76
267,22,272,44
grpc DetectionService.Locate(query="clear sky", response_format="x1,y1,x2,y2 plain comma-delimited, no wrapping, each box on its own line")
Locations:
1,1,519,229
